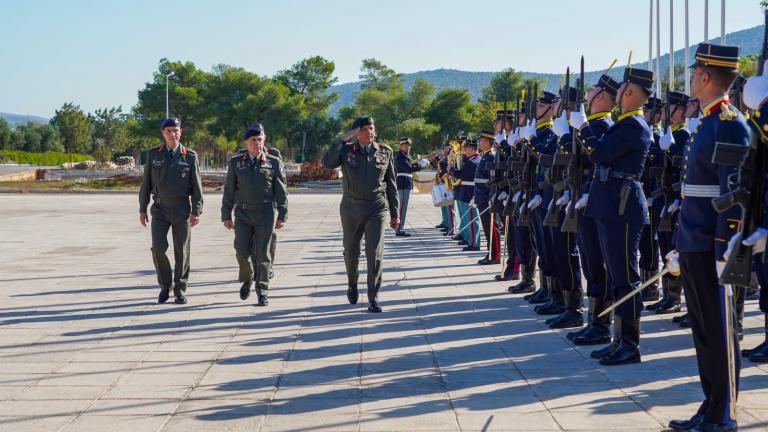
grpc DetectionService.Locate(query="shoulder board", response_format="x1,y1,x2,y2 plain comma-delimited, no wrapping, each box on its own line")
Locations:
719,105,738,121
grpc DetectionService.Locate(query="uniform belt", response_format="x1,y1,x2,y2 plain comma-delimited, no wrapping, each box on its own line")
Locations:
153,196,188,203
461,181,475,186
396,173,413,178
473,178,490,184
594,166,640,182
237,202,273,209
681,183,720,198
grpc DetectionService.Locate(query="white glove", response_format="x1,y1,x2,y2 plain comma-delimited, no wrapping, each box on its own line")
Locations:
565,200,573,215
552,111,569,138
687,113,703,131
569,103,588,129
665,250,681,277
725,232,743,262
498,191,509,202
495,132,506,144
469,199,476,208
522,119,537,140
556,190,570,206
575,193,589,210
508,128,520,143
417,159,430,168
744,60,768,110
527,194,542,209
716,260,726,278
743,227,768,254
659,125,675,151
667,199,680,213
512,191,521,203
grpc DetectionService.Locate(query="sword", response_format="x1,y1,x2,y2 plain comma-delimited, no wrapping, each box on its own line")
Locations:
458,205,492,235
597,268,671,318
500,214,509,276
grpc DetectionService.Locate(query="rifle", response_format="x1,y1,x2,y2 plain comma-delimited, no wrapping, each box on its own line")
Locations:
561,56,585,233
515,82,537,227
710,9,768,286
544,68,570,227
654,85,678,232
504,93,524,218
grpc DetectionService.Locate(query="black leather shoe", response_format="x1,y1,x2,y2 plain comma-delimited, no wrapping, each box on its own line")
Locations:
240,281,252,300
750,344,768,363
256,288,268,306
158,286,170,304
368,300,382,313
742,338,768,358
477,258,492,265
463,246,480,251
174,294,187,304
669,414,704,431
590,342,619,359
545,312,566,325
496,271,520,282
451,235,463,241
573,326,611,346
534,300,565,316
599,343,640,365
549,310,584,329
435,224,445,229
645,297,665,311
655,299,682,314
566,325,589,340
508,280,535,294
679,314,691,328
640,289,659,302
395,232,411,237
347,285,359,305
672,312,688,323
458,240,468,246
689,420,738,432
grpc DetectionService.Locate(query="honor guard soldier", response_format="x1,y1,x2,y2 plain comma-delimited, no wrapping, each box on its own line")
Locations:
437,141,456,235
667,43,749,432
394,137,428,236
475,130,501,264
139,117,204,305
222,124,287,306
322,117,399,313
649,91,690,315
565,74,617,345
569,66,655,366
450,140,482,251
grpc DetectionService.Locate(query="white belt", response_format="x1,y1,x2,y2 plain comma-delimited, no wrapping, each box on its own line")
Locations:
473,178,490,184
462,181,475,186
681,183,720,198
397,173,413,178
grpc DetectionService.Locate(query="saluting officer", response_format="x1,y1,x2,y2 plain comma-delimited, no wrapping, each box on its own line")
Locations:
394,137,427,237
668,43,749,432
570,66,655,366
322,117,399,313
139,117,204,305
222,124,287,306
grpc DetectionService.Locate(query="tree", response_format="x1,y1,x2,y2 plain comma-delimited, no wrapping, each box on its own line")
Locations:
739,54,760,78
403,79,435,119
292,113,342,162
275,56,339,112
489,68,524,103
51,102,92,156
393,118,441,155
359,58,402,92
425,88,472,138
0,118,11,150
19,124,42,152
38,124,64,152
90,107,130,164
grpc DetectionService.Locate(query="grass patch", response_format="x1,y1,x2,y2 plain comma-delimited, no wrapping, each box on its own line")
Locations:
0,150,92,166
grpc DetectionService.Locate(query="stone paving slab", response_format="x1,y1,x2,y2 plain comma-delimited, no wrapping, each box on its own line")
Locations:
0,193,767,431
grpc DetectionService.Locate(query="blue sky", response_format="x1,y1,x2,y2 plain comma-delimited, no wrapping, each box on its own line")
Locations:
1,0,763,118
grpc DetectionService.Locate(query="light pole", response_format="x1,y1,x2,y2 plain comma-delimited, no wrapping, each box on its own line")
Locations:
165,71,175,118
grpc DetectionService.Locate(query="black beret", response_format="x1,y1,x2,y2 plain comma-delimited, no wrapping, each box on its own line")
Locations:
160,117,181,130
243,123,265,141
690,42,740,70
352,116,375,129
668,91,689,107
596,74,620,96
538,91,559,104
623,67,655,93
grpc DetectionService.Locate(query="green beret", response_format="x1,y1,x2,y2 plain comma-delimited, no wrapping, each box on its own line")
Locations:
352,116,375,129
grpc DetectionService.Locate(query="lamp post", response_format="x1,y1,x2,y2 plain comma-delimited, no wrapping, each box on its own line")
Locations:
165,71,175,118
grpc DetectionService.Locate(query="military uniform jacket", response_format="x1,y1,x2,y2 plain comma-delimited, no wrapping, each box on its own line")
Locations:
528,123,557,197
668,124,691,202
678,96,750,260
450,154,480,203
748,105,768,229
395,151,421,190
581,113,613,194
577,111,651,225
322,140,399,218
221,152,288,222
474,151,495,205
139,143,204,216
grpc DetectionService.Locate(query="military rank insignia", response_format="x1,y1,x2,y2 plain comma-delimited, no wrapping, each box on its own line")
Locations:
719,105,737,121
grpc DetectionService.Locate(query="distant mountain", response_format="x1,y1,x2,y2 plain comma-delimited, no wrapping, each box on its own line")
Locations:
0,112,49,128
328,24,764,115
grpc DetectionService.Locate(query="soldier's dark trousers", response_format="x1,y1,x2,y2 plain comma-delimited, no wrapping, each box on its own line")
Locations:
680,251,740,426
150,199,191,291
578,213,611,302
514,222,536,267
270,231,277,266
341,198,387,302
500,214,518,272
531,202,554,277
638,204,661,272
550,212,582,307
596,219,643,324
479,203,500,260
757,255,768,313
234,205,276,292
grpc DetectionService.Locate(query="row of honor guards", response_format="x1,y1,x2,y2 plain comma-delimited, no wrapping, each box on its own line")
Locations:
427,41,768,432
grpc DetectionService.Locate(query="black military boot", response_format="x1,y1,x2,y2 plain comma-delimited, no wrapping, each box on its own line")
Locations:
535,279,565,315
509,264,535,293
523,269,546,301
567,296,594,340
655,277,683,314
600,319,641,365
549,288,584,329
240,281,252,300
668,414,704,431
574,297,612,345
368,298,382,313
640,269,659,302
678,313,691,328
347,284,359,305
743,314,768,359
527,273,552,304
256,287,269,306
590,319,621,359
157,286,170,304
645,276,668,311
173,285,187,304
496,263,520,282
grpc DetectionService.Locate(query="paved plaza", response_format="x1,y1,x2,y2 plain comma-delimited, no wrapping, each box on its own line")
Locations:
1,193,767,432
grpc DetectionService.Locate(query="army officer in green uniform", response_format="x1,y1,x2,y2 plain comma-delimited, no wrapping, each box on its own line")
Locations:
322,116,399,313
139,117,204,305
222,123,288,306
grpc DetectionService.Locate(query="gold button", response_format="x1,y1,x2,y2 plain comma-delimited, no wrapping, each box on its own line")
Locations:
755,110,761,118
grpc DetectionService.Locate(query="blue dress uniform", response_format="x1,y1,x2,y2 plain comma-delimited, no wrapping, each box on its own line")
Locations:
451,148,481,249
638,98,665,301
437,153,455,235
394,138,422,236
577,67,654,366
674,43,749,431
475,131,501,263
569,74,619,345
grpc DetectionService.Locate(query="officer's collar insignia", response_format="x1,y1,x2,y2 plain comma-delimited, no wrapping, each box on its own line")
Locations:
157,144,165,152
719,105,737,121
702,95,730,117
180,145,188,156
618,109,644,122
536,120,553,130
